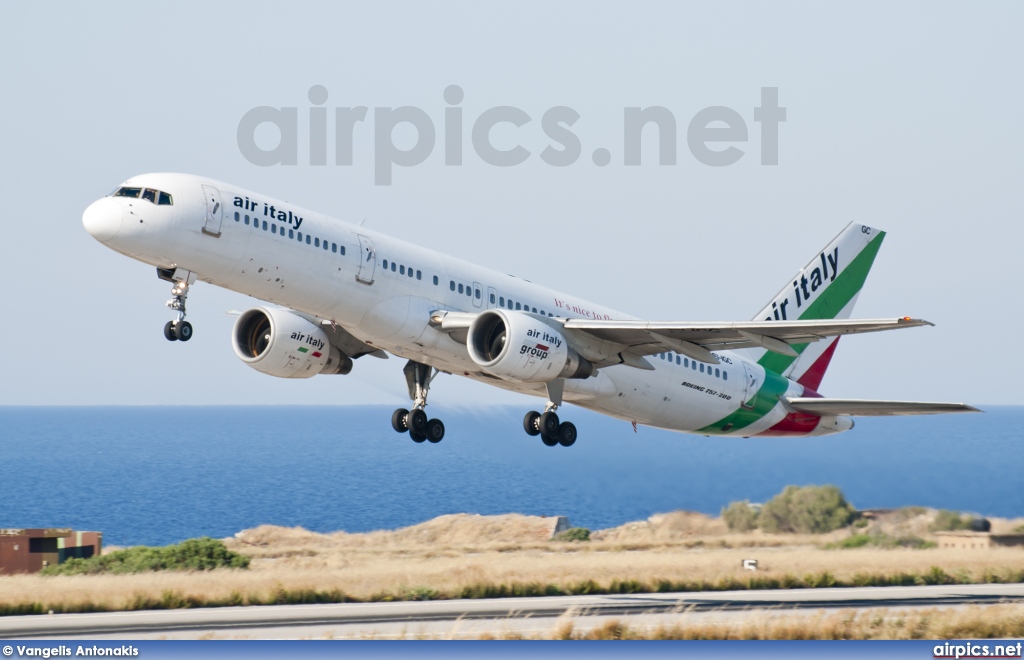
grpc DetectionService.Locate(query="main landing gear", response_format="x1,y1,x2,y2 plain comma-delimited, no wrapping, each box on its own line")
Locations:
158,268,195,342
391,360,445,444
523,379,577,447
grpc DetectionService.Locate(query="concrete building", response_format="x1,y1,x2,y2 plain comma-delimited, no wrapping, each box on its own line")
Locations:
0,529,103,574
935,531,1024,549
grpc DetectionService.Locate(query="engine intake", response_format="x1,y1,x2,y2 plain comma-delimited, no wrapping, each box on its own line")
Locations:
467,310,592,383
232,307,352,379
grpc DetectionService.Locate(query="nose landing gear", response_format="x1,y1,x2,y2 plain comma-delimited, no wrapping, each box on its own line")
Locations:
157,267,196,342
391,360,446,443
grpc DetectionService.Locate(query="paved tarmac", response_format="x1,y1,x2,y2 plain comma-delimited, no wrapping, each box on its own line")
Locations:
2,583,1022,640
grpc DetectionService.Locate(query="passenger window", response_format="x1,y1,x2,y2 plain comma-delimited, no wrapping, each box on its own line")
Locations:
683,358,689,367
271,224,277,234
142,189,157,203
305,234,311,243
416,270,421,280
244,215,250,226
315,237,320,247
323,240,328,250
475,289,481,299
391,262,396,272
499,297,505,306
490,293,496,304
340,245,346,255
700,364,705,373
114,187,141,198
235,212,240,222
158,192,173,205
715,368,721,378
692,361,697,370
433,275,439,285
408,268,413,278
384,260,389,269
450,280,455,291
676,356,681,365
508,300,514,310
532,307,537,313
263,221,268,230
332,243,337,253
723,371,728,381
400,265,405,275
515,302,521,310
289,229,294,239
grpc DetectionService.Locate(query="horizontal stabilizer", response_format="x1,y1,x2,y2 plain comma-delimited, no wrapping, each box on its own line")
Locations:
785,398,981,416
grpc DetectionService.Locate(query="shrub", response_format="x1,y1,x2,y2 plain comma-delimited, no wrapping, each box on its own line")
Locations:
553,527,591,542
929,510,990,532
41,537,250,576
721,501,759,532
758,485,856,534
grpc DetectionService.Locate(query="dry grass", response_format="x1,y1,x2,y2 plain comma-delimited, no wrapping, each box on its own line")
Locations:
498,604,1024,640
1,511,1022,616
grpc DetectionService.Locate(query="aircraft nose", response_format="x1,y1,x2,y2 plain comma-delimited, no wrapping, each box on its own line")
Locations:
82,198,124,242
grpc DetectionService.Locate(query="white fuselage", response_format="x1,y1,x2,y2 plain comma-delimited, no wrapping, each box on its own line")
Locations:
84,173,843,437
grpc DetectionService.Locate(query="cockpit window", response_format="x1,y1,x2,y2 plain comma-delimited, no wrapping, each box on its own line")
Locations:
112,186,173,205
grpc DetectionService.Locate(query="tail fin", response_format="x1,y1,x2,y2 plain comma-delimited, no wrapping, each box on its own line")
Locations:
749,222,886,388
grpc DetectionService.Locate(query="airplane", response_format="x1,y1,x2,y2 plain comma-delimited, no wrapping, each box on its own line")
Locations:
82,173,978,445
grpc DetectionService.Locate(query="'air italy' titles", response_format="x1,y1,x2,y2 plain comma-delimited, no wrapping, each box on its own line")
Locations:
765,247,839,321
234,196,304,230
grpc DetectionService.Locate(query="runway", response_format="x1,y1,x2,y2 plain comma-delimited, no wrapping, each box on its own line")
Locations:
2,583,1022,640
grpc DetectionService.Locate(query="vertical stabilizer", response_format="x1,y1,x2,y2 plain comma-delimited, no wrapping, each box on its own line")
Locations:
749,223,886,387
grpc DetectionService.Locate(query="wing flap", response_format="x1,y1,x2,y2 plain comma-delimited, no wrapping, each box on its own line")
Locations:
562,317,932,357
785,398,981,416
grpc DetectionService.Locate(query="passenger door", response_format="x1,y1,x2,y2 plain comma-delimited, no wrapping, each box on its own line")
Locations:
740,361,760,410
201,185,223,237
356,234,376,284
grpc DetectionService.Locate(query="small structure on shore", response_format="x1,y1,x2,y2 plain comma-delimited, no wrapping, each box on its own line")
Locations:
0,529,103,574
935,531,1024,549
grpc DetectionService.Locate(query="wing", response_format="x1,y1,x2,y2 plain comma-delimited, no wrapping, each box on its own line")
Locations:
563,317,932,364
785,398,981,416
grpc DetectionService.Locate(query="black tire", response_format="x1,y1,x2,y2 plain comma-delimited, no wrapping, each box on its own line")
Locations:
175,321,193,342
523,411,541,436
538,411,560,438
426,418,445,443
408,409,428,434
391,408,409,433
163,321,178,341
541,433,559,447
410,430,427,443
557,422,577,447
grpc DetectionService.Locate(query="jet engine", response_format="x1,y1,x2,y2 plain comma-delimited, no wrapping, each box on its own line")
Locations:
467,310,593,383
232,306,353,379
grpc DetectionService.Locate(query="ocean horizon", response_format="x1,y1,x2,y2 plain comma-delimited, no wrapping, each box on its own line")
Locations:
1,405,1020,546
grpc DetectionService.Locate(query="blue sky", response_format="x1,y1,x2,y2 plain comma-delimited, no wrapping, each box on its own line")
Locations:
0,1,1020,406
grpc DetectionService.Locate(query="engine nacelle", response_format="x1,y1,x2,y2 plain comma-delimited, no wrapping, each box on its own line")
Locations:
232,307,353,379
467,310,592,383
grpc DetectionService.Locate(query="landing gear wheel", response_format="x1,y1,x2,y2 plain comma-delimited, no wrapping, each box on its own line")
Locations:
174,321,193,342
163,321,178,341
541,433,559,447
410,430,427,443
408,409,428,434
557,422,577,447
426,419,445,443
391,408,410,433
538,411,560,438
523,411,541,436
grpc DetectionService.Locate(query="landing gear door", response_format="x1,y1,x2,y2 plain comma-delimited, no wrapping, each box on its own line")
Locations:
356,234,376,284
741,362,760,410
201,185,223,237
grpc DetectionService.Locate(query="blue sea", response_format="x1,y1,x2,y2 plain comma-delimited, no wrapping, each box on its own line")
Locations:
0,406,1020,546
